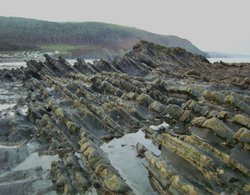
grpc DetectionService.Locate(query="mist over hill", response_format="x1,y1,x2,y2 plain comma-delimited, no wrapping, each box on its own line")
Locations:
0,16,207,58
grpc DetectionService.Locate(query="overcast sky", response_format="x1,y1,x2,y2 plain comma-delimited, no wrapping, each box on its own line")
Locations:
1,0,250,54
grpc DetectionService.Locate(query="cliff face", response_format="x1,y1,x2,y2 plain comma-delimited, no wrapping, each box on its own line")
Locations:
0,41,249,194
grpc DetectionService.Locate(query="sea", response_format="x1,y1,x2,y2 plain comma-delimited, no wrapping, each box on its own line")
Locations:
0,58,250,70
0,59,95,70
207,57,250,63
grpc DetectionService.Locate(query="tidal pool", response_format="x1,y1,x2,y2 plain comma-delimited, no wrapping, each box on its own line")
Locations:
101,130,160,195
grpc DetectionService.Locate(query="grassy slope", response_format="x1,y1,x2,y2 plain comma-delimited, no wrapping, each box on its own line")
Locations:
0,16,206,58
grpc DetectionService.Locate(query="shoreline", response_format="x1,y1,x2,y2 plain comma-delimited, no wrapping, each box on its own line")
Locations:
0,57,45,63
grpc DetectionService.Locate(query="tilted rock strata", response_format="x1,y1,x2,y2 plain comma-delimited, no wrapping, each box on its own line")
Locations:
0,41,249,194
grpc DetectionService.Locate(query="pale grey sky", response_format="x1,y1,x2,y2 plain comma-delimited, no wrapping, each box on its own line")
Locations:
1,0,250,54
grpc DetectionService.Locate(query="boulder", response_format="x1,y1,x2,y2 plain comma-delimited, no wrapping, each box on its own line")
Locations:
224,94,238,105
136,93,154,106
104,174,130,193
244,184,250,193
235,101,250,115
217,111,228,119
55,108,64,120
166,104,184,120
66,121,79,134
191,116,207,126
136,143,147,157
207,110,218,118
179,110,191,122
233,114,250,128
202,90,211,100
202,117,233,139
211,91,225,104
233,128,250,144
149,101,166,114
122,92,137,100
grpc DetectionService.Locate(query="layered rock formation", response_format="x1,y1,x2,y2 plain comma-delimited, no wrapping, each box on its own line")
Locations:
0,41,249,194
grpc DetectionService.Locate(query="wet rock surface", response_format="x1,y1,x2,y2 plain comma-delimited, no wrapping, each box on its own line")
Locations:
0,40,250,194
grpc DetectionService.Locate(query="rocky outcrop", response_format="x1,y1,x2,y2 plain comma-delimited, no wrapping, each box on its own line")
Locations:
0,41,249,194
0,67,26,81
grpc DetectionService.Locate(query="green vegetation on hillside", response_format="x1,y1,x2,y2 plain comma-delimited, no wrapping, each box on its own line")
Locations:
39,44,79,55
0,16,206,57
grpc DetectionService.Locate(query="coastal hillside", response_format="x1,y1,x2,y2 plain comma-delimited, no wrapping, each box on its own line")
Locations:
0,16,206,58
